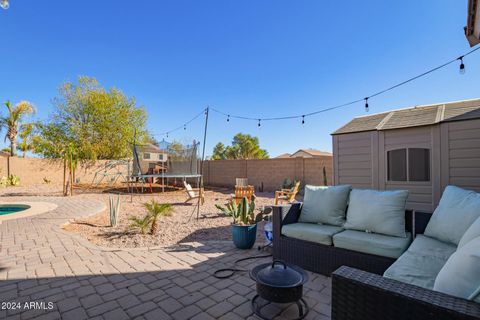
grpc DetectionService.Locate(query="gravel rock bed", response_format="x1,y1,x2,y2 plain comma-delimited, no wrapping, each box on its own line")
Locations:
0,184,280,248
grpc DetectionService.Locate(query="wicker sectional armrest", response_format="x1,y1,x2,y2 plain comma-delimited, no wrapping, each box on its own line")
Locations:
332,266,480,320
272,203,302,235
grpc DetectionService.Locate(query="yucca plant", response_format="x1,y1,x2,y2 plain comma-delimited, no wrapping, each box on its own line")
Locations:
109,194,121,227
144,200,172,235
216,196,265,225
128,215,151,235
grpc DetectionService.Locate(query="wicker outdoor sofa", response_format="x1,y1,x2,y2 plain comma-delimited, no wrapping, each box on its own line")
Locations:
272,203,428,276
272,202,480,320
331,266,480,320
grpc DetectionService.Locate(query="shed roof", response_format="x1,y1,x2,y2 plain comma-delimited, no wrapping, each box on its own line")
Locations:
332,98,480,135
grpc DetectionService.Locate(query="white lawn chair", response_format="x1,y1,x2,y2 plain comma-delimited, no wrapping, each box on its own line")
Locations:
183,181,205,205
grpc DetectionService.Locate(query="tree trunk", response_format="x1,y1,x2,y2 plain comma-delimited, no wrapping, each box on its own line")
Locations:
63,159,67,196
69,167,74,196
10,139,16,157
150,219,158,235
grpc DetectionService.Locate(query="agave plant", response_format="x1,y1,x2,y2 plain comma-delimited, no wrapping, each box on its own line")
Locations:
216,196,266,225
128,215,151,235
144,200,172,235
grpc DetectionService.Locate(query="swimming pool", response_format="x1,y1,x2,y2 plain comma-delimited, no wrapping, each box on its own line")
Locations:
0,204,31,215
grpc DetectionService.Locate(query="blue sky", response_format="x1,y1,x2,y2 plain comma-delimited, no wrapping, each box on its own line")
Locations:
1,1,479,157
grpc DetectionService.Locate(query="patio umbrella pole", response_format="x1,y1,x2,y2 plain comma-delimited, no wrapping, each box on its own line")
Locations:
196,106,209,221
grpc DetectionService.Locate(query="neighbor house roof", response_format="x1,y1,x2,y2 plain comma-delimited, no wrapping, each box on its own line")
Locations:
275,153,292,158
332,98,480,135
291,149,332,157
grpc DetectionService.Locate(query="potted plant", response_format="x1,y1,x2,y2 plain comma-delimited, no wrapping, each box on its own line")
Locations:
216,196,266,249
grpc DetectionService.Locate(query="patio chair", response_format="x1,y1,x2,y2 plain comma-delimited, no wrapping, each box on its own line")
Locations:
275,180,300,205
236,178,248,187
183,181,205,205
232,185,255,204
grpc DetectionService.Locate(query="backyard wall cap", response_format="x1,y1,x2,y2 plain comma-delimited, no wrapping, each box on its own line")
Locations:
0,201,58,224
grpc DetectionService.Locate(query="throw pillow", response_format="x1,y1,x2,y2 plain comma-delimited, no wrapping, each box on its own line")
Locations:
424,185,480,245
344,189,409,237
298,185,351,226
433,236,480,301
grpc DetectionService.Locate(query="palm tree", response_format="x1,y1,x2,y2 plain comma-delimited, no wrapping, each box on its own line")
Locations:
128,215,151,235
18,123,37,158
144,200,172,235
0,100,35,156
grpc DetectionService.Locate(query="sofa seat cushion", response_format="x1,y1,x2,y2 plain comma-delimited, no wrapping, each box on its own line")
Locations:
281,223,344,245
384,235,457,289
332,230,412,259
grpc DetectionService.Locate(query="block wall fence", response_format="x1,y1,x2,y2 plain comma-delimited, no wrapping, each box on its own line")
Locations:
202,157,333,192
0,156,333,191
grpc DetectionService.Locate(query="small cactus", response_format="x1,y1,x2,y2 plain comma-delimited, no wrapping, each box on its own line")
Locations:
323,166,328,186
109,194,121,227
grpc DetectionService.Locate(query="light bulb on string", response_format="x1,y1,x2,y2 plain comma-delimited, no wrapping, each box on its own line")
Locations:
301,115,305,126
258,119,261,128
184,124,186,130
166,133,169,138
0,0,9,9
364,98,369,112
227,115,230,122
458,56,465,74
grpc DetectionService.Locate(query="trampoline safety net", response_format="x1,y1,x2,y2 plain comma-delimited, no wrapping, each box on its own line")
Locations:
132,140,200,177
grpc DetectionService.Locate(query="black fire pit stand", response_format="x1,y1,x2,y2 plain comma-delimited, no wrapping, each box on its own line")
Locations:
251,294,309,320
249,260,310,320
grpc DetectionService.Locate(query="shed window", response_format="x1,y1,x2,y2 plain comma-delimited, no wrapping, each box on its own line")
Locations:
143,153,151,160
387,148,430,182
388,149,407,181
409,148,430,181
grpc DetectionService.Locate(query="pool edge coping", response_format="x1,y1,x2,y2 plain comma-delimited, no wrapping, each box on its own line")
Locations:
0,201,59,223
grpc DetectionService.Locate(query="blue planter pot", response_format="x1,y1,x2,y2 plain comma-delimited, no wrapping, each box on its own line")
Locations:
231,224,257,249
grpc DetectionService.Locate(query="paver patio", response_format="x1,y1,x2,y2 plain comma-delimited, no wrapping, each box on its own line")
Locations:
0,197,331,320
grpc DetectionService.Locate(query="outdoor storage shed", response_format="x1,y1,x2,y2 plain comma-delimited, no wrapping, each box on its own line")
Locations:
332,98,480,212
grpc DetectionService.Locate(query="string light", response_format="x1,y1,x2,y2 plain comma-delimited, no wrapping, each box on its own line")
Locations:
154,47,480,135
458,56,465,74
0,0,9,9
184,124,186,130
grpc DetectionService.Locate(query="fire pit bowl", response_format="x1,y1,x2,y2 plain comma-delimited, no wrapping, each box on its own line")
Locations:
250,260,309,320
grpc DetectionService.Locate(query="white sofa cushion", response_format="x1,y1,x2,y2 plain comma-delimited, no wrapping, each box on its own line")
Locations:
424,185,480,245
434,237,480,302
344,189,409,237
298,185,351,226
459,217,480,248
384,235,457,289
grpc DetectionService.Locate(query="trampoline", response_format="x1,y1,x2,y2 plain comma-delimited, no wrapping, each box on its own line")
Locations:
129,140,202,193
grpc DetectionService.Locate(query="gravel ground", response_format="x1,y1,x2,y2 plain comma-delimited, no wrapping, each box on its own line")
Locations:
0,183,284,248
